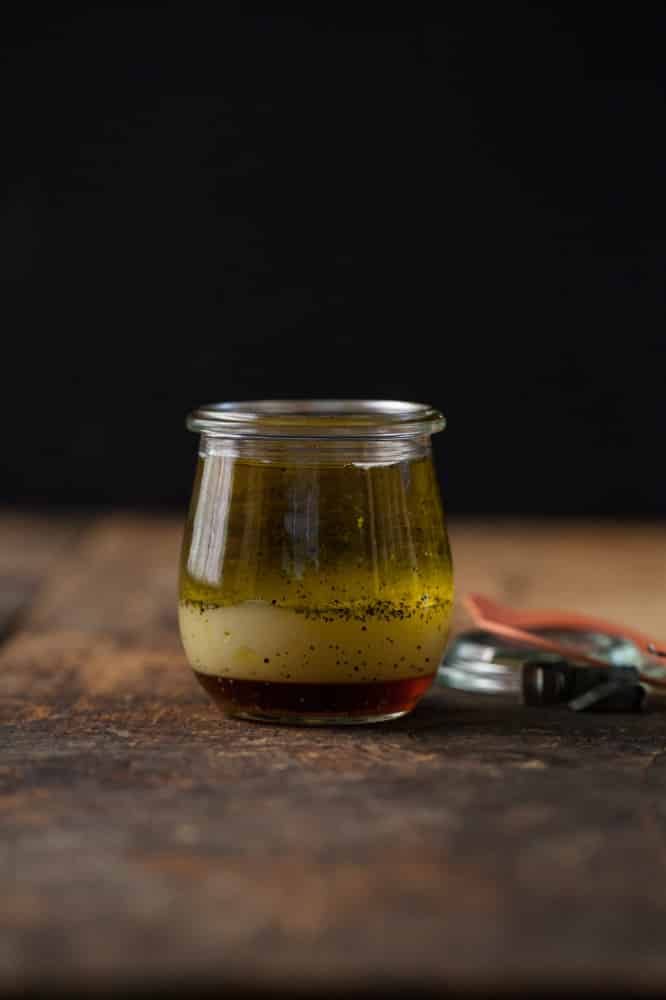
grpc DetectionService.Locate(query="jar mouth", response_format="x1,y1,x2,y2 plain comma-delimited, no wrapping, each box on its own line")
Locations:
187,399,446,439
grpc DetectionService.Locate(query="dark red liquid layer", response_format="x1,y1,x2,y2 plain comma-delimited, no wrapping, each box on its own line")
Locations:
195,673,436,721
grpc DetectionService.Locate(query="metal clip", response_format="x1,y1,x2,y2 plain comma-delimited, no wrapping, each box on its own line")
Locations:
522,660,646,712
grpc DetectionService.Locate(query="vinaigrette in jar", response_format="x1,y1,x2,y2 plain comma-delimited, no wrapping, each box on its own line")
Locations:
179,401,453,724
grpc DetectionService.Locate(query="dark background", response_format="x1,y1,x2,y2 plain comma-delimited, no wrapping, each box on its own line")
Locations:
2,9,664,514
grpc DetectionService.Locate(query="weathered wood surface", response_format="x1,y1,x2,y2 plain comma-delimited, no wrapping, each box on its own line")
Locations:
2,513,666,997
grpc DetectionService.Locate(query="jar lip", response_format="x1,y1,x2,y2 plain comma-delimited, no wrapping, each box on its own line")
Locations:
187,399,446,439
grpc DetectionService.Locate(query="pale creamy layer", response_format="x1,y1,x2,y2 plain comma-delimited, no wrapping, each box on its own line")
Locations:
179,600,449,684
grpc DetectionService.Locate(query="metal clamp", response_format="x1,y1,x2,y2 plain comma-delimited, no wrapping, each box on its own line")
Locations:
522,660,646,712
438,631,647,712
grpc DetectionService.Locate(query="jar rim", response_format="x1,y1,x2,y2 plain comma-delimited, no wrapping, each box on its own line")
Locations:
186,399,446,439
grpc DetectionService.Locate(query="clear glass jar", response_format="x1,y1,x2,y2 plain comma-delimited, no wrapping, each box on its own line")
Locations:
179,400,453,724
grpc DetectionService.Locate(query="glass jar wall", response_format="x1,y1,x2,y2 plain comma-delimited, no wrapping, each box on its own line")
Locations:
179,401,453,724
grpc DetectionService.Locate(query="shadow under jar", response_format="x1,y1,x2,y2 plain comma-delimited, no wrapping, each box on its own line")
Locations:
179,400,454,725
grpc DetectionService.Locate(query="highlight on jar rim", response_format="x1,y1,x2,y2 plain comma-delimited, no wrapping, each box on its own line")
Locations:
186,398,446,438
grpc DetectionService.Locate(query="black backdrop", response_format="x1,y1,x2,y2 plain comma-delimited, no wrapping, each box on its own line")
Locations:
2,10,664,514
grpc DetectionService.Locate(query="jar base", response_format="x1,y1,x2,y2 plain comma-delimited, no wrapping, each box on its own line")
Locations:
194,672,435,726
224,708,411,726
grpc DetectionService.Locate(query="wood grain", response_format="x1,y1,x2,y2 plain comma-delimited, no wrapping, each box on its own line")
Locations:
2,514,666,997
449,518,666,637
0,511,86,641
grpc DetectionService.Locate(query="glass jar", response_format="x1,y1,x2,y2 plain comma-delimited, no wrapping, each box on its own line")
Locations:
179,400,453,724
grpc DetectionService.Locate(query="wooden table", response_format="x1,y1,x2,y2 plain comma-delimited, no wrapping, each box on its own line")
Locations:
2,512,666,997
